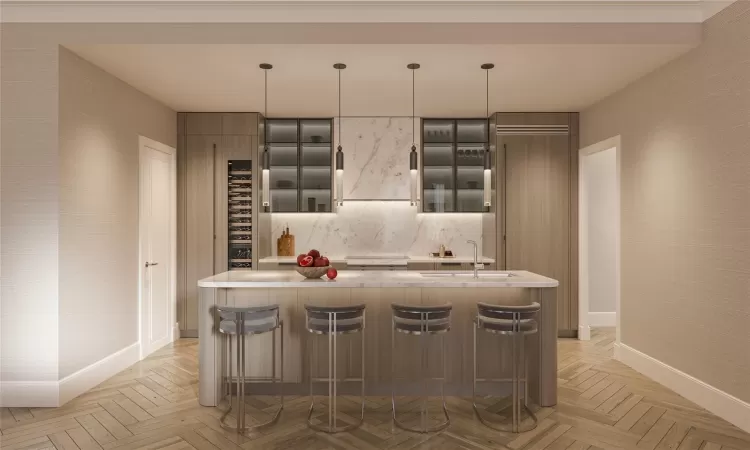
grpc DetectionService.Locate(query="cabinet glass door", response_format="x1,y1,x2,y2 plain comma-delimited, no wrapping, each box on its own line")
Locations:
267,120,299,212
422,120,455,212
300,119,332,212
456,120,488,212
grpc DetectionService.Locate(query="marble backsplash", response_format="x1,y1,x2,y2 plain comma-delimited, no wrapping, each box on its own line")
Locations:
271,202,482,257
270,117,481,257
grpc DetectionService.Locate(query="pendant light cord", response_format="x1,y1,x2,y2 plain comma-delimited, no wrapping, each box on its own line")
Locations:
484,69,490,117
412,67,416,146
338,67,342,147
264,69,268,118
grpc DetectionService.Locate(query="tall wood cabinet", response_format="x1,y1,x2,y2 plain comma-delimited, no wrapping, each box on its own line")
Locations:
484,113,580,337
176,113,270,337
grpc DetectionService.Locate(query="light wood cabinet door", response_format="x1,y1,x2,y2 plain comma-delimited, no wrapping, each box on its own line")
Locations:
503,134,573,335
182,134,218,333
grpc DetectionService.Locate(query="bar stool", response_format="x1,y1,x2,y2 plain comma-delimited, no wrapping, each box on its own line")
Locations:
391,303,452,433
473,302,540,433
305,304,366,433
217,305,283,433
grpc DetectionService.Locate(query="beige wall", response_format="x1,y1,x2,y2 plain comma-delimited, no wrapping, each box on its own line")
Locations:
0,37,60,386
58,47,176,378
581,1,750,403
585,147,617,313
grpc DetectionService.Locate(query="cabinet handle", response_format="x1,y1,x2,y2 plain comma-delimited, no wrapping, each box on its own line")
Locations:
145,262,159,268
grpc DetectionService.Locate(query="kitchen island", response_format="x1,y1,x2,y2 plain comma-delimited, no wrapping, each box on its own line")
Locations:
198,270,558,408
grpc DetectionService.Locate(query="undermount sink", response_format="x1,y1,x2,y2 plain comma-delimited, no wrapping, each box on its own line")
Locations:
420,271,513,278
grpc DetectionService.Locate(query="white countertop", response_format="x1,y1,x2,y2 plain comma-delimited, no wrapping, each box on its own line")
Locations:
258,255,496,265
198,270,557,288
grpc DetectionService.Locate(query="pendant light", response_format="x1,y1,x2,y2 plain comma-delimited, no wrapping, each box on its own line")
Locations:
408,63,420,206
482,63,494,207
334,63,346,207
260,63,272,209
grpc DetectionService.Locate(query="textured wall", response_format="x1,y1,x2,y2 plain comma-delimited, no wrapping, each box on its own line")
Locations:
273,117,482,257
0,35,60,386
581,1,750,402
58,48,176,378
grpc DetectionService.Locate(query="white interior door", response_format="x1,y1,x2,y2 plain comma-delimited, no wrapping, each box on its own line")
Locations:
140,137,176,358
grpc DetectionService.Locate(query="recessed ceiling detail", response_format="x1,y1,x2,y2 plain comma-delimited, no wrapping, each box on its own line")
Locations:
66,43,696,116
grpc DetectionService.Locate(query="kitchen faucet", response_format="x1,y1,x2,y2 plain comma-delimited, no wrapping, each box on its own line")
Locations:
467,240,479,278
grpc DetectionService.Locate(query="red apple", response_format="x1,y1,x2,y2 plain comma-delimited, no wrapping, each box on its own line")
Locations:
307,249,321,259
314,256,330,267
326,268,338,280
296,254,309,266
299,255,315,267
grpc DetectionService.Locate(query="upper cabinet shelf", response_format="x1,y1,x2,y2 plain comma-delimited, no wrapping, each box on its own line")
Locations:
421,119,489,213
266,118,333,213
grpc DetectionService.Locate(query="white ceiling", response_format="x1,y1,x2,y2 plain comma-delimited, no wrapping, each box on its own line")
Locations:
67,43,696,116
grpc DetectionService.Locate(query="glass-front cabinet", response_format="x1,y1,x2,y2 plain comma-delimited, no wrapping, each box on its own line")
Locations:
266,118,333,212
422,119,489,213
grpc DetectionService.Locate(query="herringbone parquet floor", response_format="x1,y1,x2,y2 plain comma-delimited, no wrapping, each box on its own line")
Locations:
2,329,749,450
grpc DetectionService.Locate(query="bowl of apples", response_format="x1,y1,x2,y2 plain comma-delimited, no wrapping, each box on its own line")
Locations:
295,249,332,279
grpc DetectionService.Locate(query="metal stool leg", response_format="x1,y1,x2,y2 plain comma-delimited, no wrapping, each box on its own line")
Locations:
307,311,365,434
220,312,284,434
472,316,538,433
393,311,450,434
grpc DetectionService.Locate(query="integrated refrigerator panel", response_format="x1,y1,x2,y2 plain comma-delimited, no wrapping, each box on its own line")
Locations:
228,160,252,269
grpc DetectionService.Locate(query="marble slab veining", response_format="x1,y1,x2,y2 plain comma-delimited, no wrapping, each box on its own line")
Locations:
339,117,417,200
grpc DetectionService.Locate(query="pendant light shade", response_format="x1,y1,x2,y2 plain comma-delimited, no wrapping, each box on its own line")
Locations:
482,63,494,208
334,63,346,207
408,63,420,206
260,63,272,208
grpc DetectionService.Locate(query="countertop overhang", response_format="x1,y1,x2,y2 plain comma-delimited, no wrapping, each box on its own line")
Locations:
198,270,558,288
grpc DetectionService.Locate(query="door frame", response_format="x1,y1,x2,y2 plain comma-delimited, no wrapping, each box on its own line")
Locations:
578,135,621,344
138,136,178,359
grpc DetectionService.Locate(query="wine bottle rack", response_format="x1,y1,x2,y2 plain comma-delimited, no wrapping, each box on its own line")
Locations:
228,161,252,269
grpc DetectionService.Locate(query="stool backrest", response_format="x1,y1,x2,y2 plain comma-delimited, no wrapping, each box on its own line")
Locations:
217,304,280,326
304,304,366,334
476,302,539,325
391,303,452,334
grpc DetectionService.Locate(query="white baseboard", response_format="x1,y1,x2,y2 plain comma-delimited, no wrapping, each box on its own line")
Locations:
578,325,591,341
0,381,59,407
59,342,140,405
589,311,616,327
616,343,750,434
173,322,181,340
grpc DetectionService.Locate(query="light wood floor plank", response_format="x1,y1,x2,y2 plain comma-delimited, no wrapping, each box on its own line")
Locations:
48,430,82,450
66,427,104,450
2,332,748,450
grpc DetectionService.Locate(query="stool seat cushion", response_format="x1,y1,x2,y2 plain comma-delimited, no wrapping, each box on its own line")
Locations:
219,318,278,335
